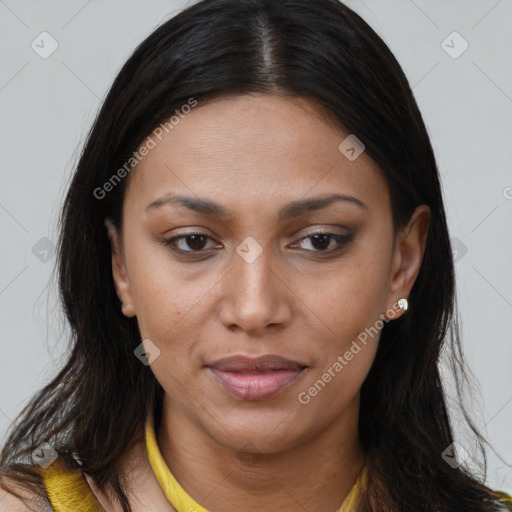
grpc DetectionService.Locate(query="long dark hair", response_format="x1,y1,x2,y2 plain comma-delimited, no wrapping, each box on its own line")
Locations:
1,0,507,510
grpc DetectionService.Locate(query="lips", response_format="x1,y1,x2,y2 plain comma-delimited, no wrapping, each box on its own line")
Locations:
206,355,307,401
208,355,305,372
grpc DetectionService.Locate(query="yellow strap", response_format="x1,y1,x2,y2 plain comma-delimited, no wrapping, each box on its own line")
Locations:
40,459,104,512
339,465,367,512
145,407,209,512
145,406,367,512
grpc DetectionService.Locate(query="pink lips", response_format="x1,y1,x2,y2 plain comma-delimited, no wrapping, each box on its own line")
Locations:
206,355,307,401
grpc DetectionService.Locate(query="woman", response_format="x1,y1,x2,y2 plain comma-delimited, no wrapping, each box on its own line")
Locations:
1,0,510,510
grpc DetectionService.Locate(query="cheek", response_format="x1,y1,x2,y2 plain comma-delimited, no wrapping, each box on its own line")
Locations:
295,341,377,432
317,258,390,343
122,232,207,338
296,299,380,416
129,269,182,342
300,239,389,397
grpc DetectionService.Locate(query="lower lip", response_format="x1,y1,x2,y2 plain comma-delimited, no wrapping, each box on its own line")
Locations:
207,367,305,401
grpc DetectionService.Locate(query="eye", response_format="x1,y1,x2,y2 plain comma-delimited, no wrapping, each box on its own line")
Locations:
162,232,218,253
290,231,353,253
161,229,354,257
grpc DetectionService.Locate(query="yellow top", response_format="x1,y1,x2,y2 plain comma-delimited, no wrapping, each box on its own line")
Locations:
145,405,367,512
40,405,367,511
39,427,512,512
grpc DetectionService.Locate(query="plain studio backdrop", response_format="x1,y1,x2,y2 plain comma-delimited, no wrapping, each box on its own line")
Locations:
1,0,511,494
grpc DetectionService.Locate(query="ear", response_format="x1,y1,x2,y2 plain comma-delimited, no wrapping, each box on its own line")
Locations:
104,219,136,317
385,204,431,319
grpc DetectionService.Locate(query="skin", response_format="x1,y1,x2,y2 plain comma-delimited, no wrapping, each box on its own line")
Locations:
99,93,430,512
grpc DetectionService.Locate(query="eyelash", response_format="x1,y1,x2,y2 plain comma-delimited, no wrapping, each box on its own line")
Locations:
161,231,353,257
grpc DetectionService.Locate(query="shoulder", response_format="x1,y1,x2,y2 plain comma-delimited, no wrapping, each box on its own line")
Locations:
0,477,47,511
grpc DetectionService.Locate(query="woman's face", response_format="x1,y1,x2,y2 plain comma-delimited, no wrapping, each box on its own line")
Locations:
107,93,429,455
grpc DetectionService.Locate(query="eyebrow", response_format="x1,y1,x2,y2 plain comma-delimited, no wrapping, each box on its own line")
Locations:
145,192,367,221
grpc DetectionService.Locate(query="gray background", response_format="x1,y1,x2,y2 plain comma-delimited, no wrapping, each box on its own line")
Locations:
1,0,511,493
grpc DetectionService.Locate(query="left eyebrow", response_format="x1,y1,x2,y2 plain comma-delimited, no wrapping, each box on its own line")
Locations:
145,192,367,220
277,193,367,221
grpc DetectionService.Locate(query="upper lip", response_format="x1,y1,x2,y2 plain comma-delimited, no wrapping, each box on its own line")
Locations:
206,355,306,372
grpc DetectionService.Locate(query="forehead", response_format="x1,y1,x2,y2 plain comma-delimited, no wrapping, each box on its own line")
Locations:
124,94,390,218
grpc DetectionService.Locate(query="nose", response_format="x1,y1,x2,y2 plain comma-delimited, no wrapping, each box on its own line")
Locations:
218,242,293,336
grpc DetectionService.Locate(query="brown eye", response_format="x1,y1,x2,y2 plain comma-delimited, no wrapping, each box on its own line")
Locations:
292,232,354,253
163,233,215,252
309,233,333,251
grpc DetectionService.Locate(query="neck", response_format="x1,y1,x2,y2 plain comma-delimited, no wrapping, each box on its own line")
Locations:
156,393,366,512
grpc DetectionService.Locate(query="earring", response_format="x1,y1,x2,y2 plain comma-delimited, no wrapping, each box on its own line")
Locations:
397,298,408,311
